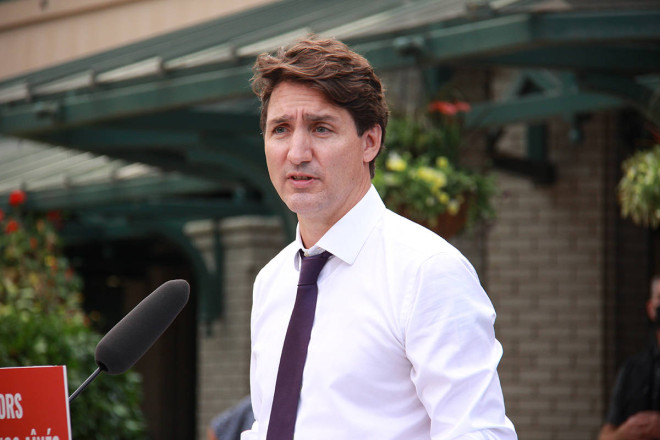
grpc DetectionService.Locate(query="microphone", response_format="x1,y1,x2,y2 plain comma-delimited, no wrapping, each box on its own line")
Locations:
69,279,190,402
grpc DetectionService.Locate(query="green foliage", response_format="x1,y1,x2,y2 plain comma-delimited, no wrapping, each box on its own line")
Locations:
374,104,497,234
618,144,660,228
385,111,463,163
0,192,147,440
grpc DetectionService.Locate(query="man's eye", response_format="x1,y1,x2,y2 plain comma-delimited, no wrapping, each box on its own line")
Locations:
273,126,287,134
315,126,330,133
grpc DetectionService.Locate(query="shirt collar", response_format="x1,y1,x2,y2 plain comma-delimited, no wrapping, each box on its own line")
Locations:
293,185,386,267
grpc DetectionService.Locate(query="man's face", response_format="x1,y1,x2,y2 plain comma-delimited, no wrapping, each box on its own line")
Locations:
264,81,380,233
647,279,660,322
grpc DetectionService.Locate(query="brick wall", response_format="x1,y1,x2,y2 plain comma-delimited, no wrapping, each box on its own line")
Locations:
488,109,616,439
189,217,284,440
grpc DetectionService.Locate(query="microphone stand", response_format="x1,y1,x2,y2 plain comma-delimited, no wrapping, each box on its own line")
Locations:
69,367,102,403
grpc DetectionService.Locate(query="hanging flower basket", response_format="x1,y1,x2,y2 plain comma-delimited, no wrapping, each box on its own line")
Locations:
618,144,660,228
373,100,496,238
396,193,471,239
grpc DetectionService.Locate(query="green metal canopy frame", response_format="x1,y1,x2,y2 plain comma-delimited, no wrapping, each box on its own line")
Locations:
1,0,659,322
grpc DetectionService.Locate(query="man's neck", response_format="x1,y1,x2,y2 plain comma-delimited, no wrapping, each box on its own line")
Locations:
299,221,329,249
298,184,372,248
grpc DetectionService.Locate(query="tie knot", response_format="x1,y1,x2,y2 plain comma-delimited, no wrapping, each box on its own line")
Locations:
298,251,331,286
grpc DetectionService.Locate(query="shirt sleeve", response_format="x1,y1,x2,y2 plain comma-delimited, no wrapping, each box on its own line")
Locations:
403,251,517,439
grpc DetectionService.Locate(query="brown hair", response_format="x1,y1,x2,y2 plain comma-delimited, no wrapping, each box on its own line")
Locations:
251,36,389,177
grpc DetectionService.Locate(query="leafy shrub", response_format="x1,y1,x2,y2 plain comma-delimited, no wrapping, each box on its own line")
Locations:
0,190,147,439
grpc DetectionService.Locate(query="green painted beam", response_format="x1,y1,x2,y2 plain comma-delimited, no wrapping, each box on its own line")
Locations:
0,64,254,136
482,46,660,73
526,124,548,164
355,9,660,68
534,10,660,43
208,223,224,326
41,127,199,150
424,14,534,63
201,134,266,166
578,73,660,124
525,70,565,93
152,222,219,324
110,109,260,136
351,14,535,70
33,130,266,174
465,90,622,129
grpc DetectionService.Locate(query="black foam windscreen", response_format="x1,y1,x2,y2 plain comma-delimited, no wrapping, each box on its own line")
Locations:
95,279,190,375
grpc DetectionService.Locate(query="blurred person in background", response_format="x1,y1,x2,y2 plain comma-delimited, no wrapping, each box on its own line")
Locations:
599,274,660,440
207,396,254,440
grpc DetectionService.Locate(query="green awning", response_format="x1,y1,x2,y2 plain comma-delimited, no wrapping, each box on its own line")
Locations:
1,0,659,232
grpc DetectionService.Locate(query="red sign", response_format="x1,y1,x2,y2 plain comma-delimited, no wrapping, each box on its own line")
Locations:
0,366,72,440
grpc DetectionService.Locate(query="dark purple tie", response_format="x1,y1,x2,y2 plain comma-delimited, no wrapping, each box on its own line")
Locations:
266,250,331,440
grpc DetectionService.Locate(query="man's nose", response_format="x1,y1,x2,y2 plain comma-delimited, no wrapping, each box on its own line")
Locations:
287,129,312,164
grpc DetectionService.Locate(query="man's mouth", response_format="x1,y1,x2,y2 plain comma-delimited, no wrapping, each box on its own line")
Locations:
290,175,313,181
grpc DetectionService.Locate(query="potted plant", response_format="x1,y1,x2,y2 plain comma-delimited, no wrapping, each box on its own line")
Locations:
618,144,660,228
373,100,496,238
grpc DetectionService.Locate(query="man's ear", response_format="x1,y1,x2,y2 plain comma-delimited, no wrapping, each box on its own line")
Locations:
362,124,382,163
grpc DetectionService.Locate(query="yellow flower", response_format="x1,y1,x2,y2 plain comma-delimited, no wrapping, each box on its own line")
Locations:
438,192,450,204
416,167,447,189
416,166,435,182
447,199,461,215
432,170,447,189
45,255,57,268
435,156,449,169
386,153,407,172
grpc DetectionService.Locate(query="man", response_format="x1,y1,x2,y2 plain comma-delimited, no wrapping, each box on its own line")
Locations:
599,275,660,440
243,36,516,440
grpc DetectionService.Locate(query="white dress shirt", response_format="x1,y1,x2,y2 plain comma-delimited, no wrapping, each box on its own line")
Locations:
244,186,517,439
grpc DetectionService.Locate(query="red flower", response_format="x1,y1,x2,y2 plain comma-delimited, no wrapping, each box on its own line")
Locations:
8,189,26,206
428,101,457,116
46,210,63,228
454,101,471,113
5,219,19,234
47,210,61,222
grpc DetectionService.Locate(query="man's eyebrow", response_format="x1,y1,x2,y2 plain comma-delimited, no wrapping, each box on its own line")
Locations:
267,115,290,126
304,113,339,123
266,113,339,126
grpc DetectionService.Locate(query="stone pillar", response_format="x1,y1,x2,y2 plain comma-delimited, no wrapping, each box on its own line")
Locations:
187,216,285,440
